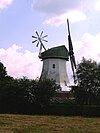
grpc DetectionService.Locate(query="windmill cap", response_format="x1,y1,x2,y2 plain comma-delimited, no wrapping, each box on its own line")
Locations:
40,45,69,60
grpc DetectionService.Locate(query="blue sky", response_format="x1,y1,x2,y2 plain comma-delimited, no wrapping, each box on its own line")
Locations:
0,0,100,82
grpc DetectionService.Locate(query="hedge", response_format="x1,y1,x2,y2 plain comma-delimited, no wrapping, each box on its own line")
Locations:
45,104,100,117
0,103,100,117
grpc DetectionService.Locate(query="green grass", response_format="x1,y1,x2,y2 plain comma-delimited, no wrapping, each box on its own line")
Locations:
0,114,100,133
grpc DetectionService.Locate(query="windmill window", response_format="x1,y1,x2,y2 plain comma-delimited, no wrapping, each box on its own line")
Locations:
64,81,67,86
53,64,55,68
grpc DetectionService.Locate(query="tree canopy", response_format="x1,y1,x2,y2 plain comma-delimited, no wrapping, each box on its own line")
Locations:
72,57,100,105
0,62,7,79
0,62,60,113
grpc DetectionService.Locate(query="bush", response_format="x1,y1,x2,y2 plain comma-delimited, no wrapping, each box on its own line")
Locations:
45,104,100,117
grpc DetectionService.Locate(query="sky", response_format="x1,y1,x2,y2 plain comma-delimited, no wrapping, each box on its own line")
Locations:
0,0,100,81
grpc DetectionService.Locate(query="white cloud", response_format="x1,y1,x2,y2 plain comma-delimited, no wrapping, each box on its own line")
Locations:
67,10,86,23
33,0,98,26
33,0,98,14
43,10,86,26
33,0,79,15
0,44,42,79
0,32,100,80
0,0,13,10
74,33,100,62
95,0,100,11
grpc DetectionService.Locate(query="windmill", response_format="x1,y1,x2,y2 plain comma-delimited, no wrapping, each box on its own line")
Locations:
67,19,77,84
32,31,48,57
32,20,77,90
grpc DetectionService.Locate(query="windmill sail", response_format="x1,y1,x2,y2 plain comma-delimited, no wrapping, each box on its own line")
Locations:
67,19,77,84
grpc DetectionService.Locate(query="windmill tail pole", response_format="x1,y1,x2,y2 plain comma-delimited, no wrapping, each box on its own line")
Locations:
40,40,46,51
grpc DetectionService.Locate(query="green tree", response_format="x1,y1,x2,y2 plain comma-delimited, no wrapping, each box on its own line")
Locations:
14,77,34,105
33,79,60,107
96,63,100,103
0,75,35,113
0,62,15,112
0,62,60,113
0,62,7,79
72,57,100,105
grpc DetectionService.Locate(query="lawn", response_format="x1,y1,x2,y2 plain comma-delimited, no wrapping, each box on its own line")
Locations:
0,114,100,133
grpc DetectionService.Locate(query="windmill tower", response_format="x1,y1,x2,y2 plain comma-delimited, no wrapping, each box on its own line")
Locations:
32,19,76,91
